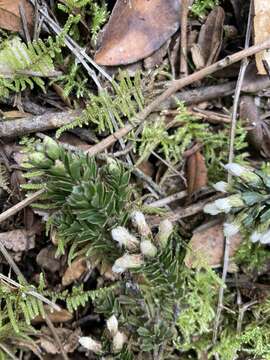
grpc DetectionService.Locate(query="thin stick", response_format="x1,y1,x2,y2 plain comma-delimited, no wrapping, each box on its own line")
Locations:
0,273,60,311
213,2,253,354
180,0,189,77
19,2,31,43
0,189,45,224
86,36,270,157
45,315,69,360
148,191,188,208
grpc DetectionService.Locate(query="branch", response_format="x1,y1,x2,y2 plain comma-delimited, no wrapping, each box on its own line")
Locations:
86,37,270,157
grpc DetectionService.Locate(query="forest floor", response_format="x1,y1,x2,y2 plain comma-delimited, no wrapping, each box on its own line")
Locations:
1,0,270,359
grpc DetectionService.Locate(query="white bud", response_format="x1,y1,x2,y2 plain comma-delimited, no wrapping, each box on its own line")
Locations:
140,240,157,257
131,211,151,237
213,181,229,193
156,219,173,247
79,336,102,354
224,163,246,177
214,195,244,214
113,331,127,352
260,230,270,244
112,254,143,273
111,227,139,251
225,163,261,184
223,223,239,237
250,231,261,243
106,315,118,336
204,202,221,215
214,198,232,213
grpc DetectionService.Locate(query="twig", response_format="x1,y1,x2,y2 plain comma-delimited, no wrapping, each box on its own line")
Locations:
237,300,257,334
0,343,20,360
180,0,189,77
212,3,253,355
45,315,69,360
19,2,31,43
228,0,252,168
0,189,45,223
86,36,270,157
147,194,220,226
151,150,186,184
148,191,188,208
0,273,60,311
0,110,82,137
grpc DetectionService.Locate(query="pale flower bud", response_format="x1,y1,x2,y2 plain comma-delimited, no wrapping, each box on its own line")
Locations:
204,202,221,215
213,181,229,193
111,226,139,251
250,231,261,243
131,211,151,237
223,223,239,237
156,219,173,247
214,195,244,213
79,336,102,354
140,240,157,257
259,229,270,244
113,331,127,352
225,163,261,184
112,254,143,273
106,315,118,336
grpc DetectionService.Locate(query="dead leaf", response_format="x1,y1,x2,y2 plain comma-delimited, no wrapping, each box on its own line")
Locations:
33,306,73,324
62,257,88,286
185,223,243,268
197,6,225,66
40,327,81,354
0,0,33,32
240,95,270,158
36,246,62,273
186,149,208,196
95,0,180,66
0,229,35,252
254,0,270,74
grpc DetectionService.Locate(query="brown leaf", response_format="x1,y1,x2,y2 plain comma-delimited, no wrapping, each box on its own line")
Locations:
0,0,33,32
40,327,81,354
62,257,88,286
0,229,35,252
240,95,270,158
185,223,243,268
95,0,180,66
186,150,208,196
36,246,62,273
254,0,270,74
33,306,73,324
197,6,225,66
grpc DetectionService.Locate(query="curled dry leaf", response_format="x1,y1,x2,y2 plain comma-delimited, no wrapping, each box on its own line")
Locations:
240,95,270,158
36,246,62,273
62,257,88,286
254,0,270,74
40,327,81,354
33,305,73,324
197,6,225,66
191,6,224,69
95,0,180,65
185,223,243,268
186,149,208,197
0,0,33,32
0,229,35,252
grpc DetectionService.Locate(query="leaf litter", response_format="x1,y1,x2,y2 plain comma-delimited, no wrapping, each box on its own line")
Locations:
1,0,270,359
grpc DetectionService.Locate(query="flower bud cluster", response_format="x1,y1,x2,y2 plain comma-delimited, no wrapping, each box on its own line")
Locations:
204,162,270,245
28,136,62,169
79,315,127,354
111,211,174,274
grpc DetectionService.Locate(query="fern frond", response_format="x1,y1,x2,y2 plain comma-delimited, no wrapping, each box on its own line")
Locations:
56,71,144,137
